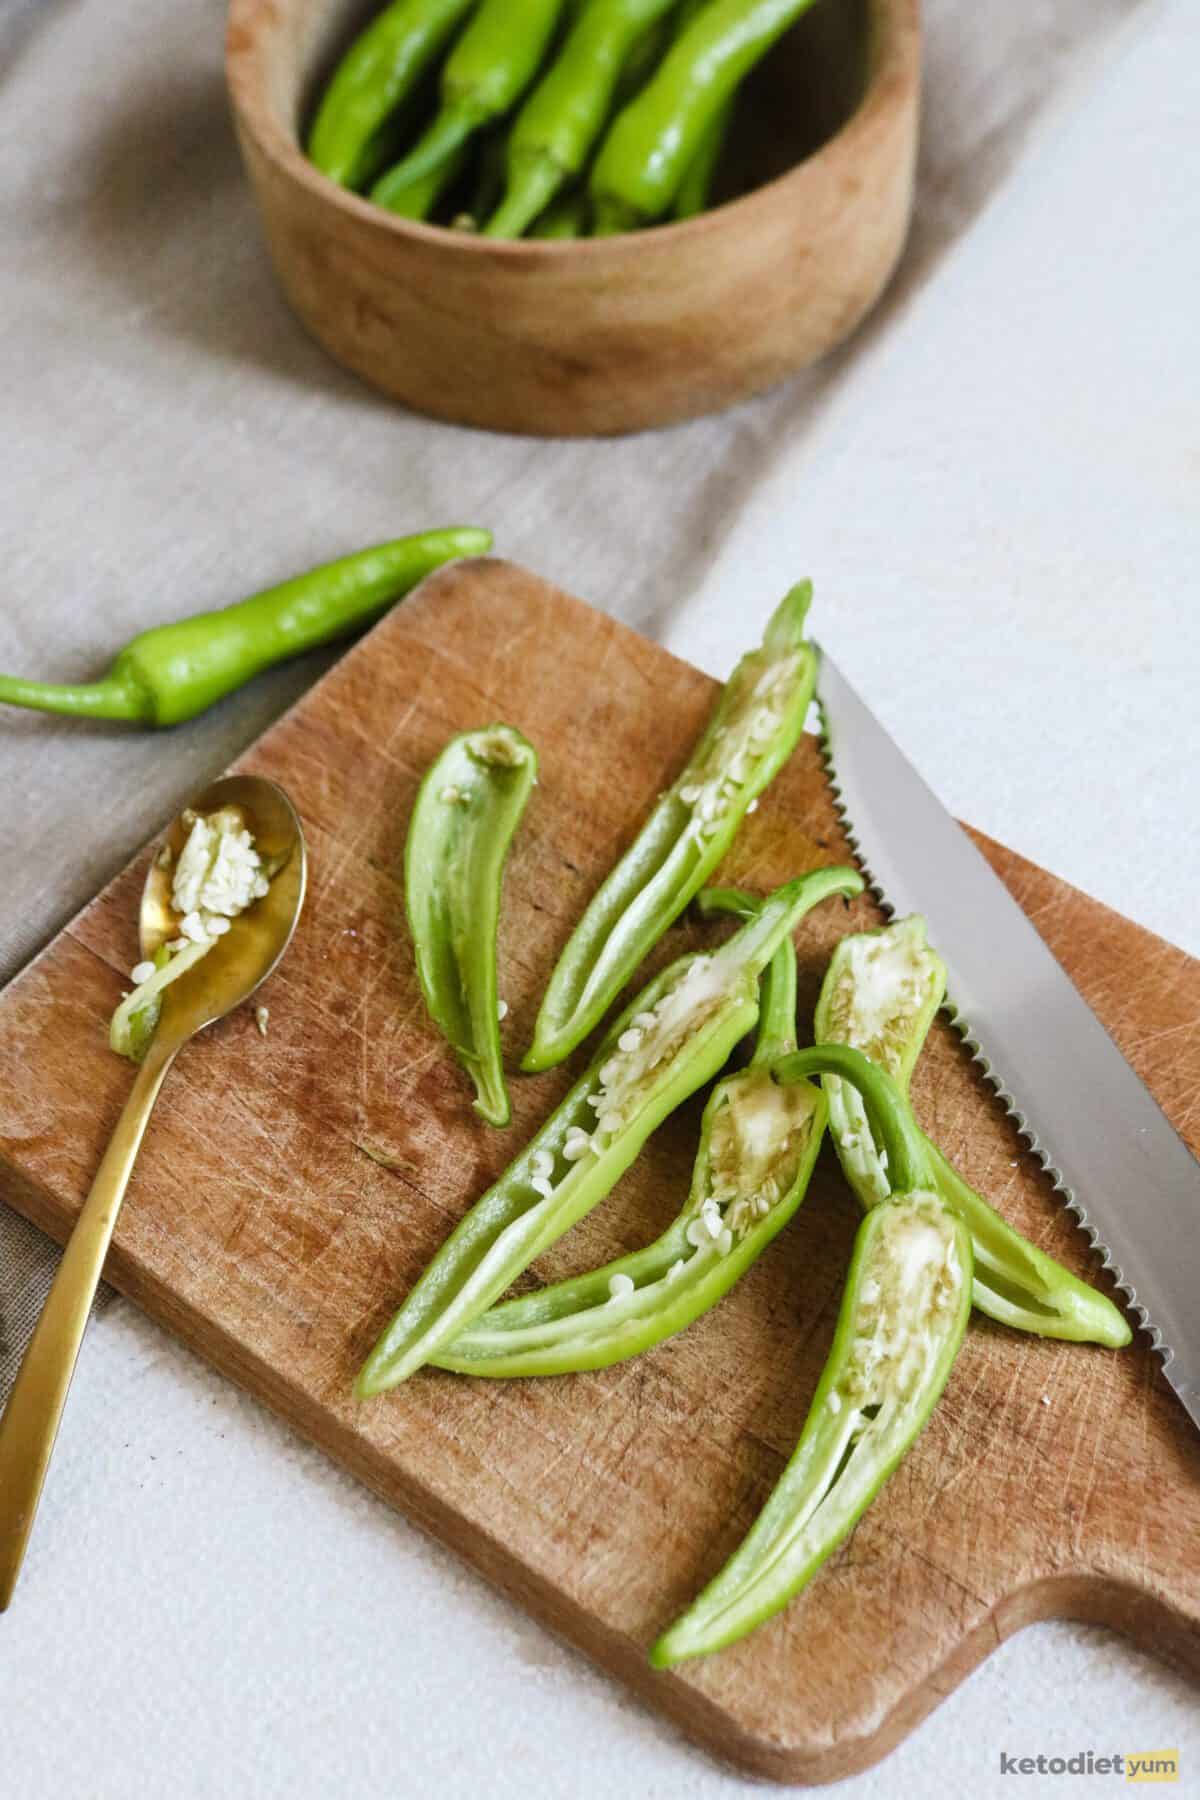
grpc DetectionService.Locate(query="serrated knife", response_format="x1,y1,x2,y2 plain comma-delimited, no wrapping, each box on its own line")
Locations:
816,645,1200,1432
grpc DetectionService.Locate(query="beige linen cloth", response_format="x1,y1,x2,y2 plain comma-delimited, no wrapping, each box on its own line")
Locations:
0,0,1139,1388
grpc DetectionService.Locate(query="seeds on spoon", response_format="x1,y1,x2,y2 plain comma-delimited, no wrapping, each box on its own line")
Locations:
109,807,275,1063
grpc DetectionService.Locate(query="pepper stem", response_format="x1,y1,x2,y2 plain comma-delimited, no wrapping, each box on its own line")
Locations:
750,939,798,1066
773,1045,933,1194
374,100,483,195
485,154,565,239
715,868,862,982
0,672,144,720
696,886,798,1065
372,157,451,220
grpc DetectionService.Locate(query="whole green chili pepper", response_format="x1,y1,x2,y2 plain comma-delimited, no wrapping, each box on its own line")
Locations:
356,867,859,1394
307,0,478,188
483,0,682,240
406,724,538,1125
370,0,569,195
815,917,1131,1347
371,139,471,217
672,92,734,218
591,0,820,231
0,529,491,728
433,900,829,1375
652,1044,973,1666
528,187,589,236
523,583,819,1073
447,128,511,230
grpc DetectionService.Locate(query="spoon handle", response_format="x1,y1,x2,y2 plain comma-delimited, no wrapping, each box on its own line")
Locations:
0,1043,175,1610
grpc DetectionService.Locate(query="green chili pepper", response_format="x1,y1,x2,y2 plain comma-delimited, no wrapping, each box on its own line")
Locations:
672,91,734,218
447,128,511,230
523,583,819,1073
651,1044,973,1666
618,7,679,93
111,944,174,1063
0,529,491,728
371,139,471,217
307,0,479,188
815,917,1131,1347
371,0,569,195
406,724,538,1126
591,0,820,231
528,186,589,236
356,867,859,1395
483,0,682,239
433,900,829,1375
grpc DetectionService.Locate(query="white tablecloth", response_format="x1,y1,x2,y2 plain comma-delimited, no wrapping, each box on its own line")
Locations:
2,0,1198,1793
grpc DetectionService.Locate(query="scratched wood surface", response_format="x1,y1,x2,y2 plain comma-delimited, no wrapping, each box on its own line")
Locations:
0,560,1196,1783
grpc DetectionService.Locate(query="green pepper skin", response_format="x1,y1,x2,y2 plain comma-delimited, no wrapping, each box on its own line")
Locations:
815,918,1131,1348
924,1142,1129,1346
524,583,820,1073
671,91,734,219
356,868,859,1395
0,529,492,727
651,1191,972,1664
528,187,589,237
484,0,682,239
433,927,827,1376
307,0,478,188
371,0,569,194
591,0,820,230
406,725,538,1126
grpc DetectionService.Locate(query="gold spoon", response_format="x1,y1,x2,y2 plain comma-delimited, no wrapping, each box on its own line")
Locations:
0,774,306,1610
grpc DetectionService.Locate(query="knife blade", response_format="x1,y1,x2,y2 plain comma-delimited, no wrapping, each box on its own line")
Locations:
815,644,1200,1431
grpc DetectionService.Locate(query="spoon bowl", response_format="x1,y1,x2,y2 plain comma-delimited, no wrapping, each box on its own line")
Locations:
140,774,307,1049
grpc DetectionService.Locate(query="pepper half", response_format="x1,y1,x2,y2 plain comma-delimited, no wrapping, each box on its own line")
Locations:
651,1045,973,1666
405,724,539,1127
523,583,820,1072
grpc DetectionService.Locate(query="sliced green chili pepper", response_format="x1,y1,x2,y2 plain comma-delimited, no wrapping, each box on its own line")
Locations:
307,0,478,188
815,917,1131,1347
523,583,819,1073
406,724,538,1126
356,868,859,1395
591,0,820,231
483,0,681,240
371,0,568,195
0,529,491,728
651,1044,973,1666
111,943,174,1063
433,899,828,1375
672,92,734,218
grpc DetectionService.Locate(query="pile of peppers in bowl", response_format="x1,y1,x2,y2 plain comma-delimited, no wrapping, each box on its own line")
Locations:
307,0,826,237
368,582,1132,1668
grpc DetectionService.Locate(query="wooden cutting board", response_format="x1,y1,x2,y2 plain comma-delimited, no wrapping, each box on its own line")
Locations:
1,559,1197,1782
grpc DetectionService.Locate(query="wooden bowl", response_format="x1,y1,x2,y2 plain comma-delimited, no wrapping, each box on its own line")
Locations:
226,0,920,436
